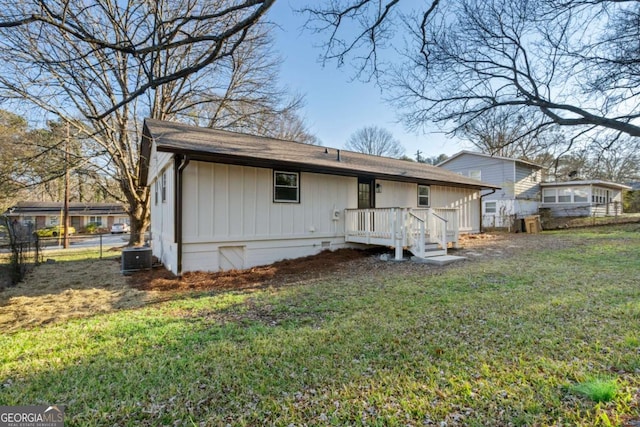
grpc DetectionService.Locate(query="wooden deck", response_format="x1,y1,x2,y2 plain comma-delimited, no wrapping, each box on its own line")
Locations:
345,208,459,260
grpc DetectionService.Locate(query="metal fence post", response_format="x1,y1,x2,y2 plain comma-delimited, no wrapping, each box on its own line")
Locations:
100,233,103,259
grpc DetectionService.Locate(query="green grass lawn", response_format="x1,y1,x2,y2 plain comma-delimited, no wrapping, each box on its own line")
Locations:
1,225,640,426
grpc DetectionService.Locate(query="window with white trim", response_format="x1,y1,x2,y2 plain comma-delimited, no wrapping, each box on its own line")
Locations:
154,180,158,205
161,172,167,203
89,216,103,226
274,171,299,203
469,170,481,181
558,188,572,203
485,201,497,213
543,188,556,203
574,188,588,202
417,185,430,207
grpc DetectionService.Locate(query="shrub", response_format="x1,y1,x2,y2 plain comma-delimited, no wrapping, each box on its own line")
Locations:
84,222,100,234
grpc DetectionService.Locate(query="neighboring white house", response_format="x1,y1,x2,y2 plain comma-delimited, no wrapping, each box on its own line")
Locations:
540,180,631,217
139,119,499,275
438,151,543,229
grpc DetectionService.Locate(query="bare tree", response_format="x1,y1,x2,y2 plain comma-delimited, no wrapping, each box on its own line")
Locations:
417,153,448,165
583,138,640,183
0,112,123,213
302,0,640,140
345,126,405,157
0,110,32,210
456,107,572,164
0,0,278,245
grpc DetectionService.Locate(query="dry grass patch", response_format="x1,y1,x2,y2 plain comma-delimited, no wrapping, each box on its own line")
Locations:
0,258,157,332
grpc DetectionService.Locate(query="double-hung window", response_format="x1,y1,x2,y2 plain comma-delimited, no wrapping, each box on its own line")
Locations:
161,172,167,203
574,188,588,202
543,188,556,203
154,180,158,205
485,201,497,213
274,171,299,203
417,185,430,207
558,188,572,203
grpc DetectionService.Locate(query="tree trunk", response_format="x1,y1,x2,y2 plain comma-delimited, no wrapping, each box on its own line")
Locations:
127,187,150,247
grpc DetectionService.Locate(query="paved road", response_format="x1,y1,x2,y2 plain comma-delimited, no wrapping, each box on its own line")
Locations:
1,232,148,253
38,233,130,251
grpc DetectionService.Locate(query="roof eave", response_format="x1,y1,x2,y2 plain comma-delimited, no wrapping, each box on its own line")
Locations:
156,144,499,191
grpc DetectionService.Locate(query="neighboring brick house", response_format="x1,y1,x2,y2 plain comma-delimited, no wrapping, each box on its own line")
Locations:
4,201,128,232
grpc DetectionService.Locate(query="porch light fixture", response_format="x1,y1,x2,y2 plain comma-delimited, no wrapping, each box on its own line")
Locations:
376,183,382,193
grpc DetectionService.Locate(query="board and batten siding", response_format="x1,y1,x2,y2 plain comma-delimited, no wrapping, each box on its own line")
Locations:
375,179,480,233
148,149,178,274
431,185,480,233
374,179,416,208
439,154,516,200
180,161,357,272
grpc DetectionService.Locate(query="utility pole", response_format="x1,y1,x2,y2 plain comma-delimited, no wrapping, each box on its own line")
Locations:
63,122,70,249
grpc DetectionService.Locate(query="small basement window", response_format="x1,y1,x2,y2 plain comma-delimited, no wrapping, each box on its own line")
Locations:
485,201,497,214
417,185,430,207
274,171,299,203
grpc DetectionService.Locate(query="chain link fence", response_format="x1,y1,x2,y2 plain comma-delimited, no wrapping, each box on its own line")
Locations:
1,216,40,286
1,216,127,287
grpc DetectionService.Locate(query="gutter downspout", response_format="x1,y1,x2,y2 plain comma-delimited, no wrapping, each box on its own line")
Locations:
174,154,190,277
479,189,497,233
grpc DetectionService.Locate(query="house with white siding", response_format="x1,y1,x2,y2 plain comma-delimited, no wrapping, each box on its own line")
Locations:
438,151,543,229
139,120,499,275
540,180,630,217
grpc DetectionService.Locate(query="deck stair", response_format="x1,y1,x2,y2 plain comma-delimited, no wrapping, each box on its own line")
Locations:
345,207,461,261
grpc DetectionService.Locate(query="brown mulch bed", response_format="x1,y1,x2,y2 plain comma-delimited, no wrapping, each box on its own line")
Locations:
127,232,564,294
128,248,382,293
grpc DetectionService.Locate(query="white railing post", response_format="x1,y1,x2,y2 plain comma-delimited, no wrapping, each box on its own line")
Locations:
394,208,403,260
418,219,425,257
365,209,370,244
451,212,459,248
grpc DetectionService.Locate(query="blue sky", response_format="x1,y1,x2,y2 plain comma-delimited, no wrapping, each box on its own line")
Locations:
267,2,464,158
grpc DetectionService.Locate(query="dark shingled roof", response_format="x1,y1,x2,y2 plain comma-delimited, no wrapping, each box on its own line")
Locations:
141,119,499,190
5,202,127,216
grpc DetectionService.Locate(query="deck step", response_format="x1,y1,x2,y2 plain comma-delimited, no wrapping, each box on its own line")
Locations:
419,248,447,258
411,255,467,266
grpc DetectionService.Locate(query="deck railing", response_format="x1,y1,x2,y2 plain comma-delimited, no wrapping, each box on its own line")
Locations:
345,208,397,244
406,212,426,258
345,207,457,259
433,208,459,247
